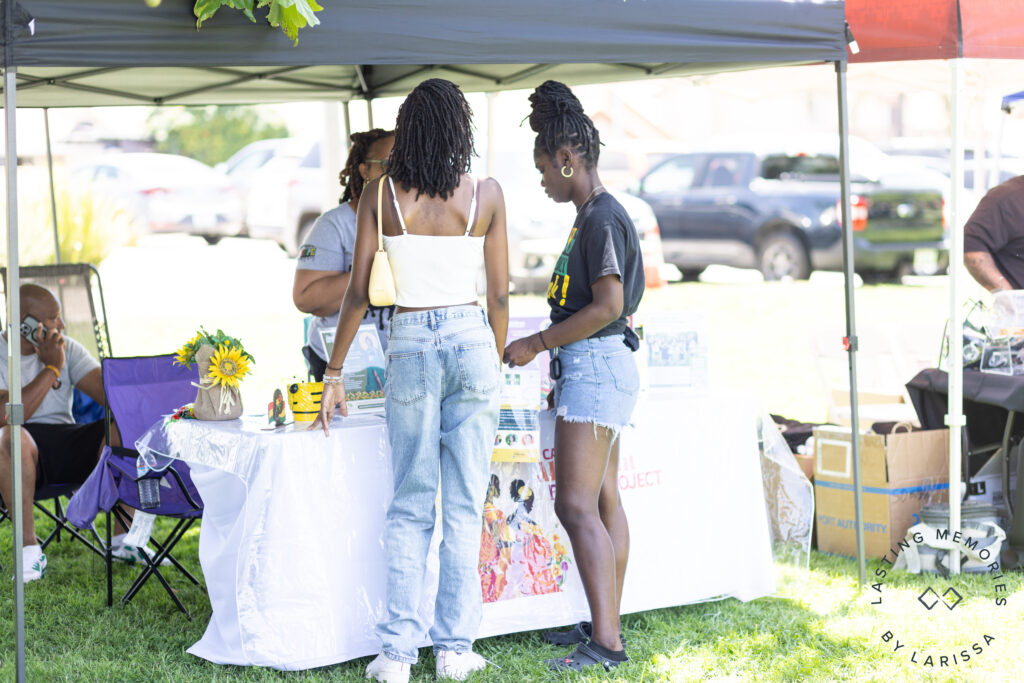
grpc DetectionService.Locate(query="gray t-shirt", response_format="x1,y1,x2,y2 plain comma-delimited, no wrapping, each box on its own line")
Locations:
295,202,391,360
0,333,100,425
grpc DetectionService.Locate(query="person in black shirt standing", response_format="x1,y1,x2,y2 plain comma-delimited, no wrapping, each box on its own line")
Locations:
504,80,644,672
964,175,1024,292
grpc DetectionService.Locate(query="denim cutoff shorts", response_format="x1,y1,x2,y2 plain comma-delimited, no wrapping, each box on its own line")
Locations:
552,333,639,434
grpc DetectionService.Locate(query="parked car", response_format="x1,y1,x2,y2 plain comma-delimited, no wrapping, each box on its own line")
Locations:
230,138,328,256
70,153,244,244
506,185,670,294
882,141,1024,191
632,135,949,281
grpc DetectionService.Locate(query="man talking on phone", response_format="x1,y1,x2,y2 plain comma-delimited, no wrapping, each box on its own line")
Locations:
1,284,111,581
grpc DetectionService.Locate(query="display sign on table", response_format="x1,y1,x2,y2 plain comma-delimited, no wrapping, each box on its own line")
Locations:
491,317,549,463
640,311,709,391
320,323,386,413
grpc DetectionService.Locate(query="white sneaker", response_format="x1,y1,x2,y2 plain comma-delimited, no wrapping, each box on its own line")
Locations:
365,653,410,683
22,547,47,582
435,650,488,680
111,544,171,567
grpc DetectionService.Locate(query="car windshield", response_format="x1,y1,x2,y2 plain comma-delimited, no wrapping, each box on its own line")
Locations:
761,154,839,179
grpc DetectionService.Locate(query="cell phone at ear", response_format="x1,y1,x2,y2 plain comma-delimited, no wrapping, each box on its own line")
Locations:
19,315,46,346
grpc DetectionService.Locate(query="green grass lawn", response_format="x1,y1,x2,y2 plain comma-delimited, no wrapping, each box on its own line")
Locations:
2,508,1021,682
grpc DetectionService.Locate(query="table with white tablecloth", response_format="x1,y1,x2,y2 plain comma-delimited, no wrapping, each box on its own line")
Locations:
145,391,785,670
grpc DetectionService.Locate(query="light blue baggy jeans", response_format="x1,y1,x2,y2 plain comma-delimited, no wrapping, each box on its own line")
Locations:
377,305,500,664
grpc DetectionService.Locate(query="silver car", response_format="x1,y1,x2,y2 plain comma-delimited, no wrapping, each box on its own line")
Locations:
71,153,244,245
506,187,669,294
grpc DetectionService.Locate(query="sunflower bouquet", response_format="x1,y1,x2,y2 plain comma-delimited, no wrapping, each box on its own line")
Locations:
174,328,255,421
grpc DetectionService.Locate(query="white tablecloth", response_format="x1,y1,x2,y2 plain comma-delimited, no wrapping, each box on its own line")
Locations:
158,392,776,670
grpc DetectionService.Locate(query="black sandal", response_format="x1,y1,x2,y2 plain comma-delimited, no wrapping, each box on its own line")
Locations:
542,621,627,648
545,641,628,672
543,621,592,646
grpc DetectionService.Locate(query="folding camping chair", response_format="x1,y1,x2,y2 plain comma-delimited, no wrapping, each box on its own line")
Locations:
0,263,112,562
68,354,204,617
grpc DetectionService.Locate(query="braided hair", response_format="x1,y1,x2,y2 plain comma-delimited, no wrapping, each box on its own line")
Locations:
528,80,601,169
339,128,394,204
388,79,475,200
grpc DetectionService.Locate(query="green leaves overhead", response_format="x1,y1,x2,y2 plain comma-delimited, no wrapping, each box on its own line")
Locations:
193,0,323,45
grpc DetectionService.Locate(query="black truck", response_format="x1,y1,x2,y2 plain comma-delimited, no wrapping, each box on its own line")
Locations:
633,146,949,281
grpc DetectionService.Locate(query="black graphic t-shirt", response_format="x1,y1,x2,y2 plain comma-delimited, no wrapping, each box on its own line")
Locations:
547,192,645,341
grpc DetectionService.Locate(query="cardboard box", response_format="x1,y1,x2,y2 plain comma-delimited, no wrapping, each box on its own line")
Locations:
813,426,949,559
827,388,919,431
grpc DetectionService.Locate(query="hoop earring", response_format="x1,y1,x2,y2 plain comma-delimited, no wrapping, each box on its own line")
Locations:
561,165,574,178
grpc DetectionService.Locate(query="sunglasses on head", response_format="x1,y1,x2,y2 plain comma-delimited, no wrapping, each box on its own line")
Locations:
366,158,390,173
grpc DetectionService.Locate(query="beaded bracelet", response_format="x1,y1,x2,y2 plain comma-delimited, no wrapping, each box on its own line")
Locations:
322,375,345,386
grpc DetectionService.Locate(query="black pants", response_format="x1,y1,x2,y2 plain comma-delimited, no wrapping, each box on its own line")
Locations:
302,345,327,382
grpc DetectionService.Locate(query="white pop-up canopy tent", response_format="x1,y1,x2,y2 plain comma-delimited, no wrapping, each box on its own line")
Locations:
3,1,854,679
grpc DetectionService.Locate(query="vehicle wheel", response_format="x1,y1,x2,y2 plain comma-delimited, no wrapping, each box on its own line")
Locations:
202,235,223,246
678,267,706,282
894,260,915,281
758,232,810,281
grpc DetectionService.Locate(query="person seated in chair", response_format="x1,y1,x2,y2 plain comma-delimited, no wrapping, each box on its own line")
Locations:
0,284,143,582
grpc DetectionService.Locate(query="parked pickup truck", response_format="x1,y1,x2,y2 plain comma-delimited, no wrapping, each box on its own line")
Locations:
632,141,949,281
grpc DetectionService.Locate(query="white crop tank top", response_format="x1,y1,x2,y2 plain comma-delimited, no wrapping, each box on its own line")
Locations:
382,177,485,308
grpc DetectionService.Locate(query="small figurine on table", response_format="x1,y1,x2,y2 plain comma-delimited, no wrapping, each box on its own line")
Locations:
268,389,287,426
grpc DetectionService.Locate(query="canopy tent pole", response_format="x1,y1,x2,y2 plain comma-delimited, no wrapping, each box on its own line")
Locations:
365,98,374,129
43,107,59,262
4,62,28,683
486,91,497,179
836,59,866,585
322,101,342,209
343,100,352,152
946,58,966,574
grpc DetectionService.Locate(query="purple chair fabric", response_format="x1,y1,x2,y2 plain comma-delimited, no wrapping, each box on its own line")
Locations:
67,355,203,529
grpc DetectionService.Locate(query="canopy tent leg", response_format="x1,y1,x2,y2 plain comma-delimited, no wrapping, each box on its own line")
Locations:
322,102,342,210
43,107,59,263
4,61,28,682
836,60,866,585
343,100,352,153
946,58,966,574
486,91,497,179
366,97,374,129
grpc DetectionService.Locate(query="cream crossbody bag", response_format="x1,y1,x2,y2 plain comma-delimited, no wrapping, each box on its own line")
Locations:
368,175,397,306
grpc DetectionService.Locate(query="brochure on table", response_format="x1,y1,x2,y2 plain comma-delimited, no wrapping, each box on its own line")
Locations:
640,311,709,392
492,317,549,463
320,324,386,414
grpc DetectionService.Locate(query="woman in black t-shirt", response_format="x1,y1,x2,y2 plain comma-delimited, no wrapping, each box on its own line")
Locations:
503,80,644,672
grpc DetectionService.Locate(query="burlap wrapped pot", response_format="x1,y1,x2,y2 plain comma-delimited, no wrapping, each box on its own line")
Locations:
193,343,243,421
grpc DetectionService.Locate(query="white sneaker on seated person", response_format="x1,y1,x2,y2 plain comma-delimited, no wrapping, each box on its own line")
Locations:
365,653,410,683
110,533,171,567
21,544,47,582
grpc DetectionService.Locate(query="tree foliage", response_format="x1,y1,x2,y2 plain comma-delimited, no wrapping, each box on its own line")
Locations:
148,106,290,167
193,0,323,44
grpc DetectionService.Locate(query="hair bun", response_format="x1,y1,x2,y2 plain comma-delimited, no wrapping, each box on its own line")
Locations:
528,80,585,132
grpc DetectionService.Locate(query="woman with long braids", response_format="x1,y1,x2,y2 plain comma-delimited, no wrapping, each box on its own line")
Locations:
293,128,395,380
503,80,644,672
312,79,508,683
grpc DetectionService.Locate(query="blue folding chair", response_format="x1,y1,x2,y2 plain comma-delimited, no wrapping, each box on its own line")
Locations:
68,354,204,617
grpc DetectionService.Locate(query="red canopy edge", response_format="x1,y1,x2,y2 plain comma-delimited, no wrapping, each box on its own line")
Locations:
846,0,1024,63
